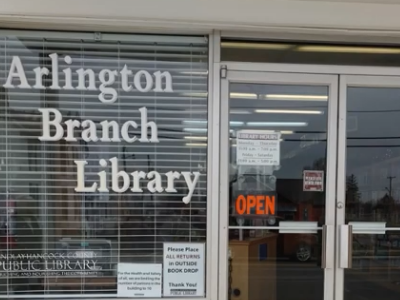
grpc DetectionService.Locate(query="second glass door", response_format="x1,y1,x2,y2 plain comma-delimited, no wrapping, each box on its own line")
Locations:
337,75,400,300
220,71,338,300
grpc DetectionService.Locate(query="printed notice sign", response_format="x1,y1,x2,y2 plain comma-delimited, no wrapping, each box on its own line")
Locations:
117,263,162,298
303,170,324,192
236,130,280,166
163,243,205,297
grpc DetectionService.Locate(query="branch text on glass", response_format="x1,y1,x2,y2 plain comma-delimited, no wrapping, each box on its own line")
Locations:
3,53,201,204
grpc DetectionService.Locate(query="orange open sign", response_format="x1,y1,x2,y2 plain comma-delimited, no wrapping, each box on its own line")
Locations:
235,194,276,215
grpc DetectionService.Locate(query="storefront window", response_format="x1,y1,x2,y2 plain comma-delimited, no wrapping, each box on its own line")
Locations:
0,31,208,297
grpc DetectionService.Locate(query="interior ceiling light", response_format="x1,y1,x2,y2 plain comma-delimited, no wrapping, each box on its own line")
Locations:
222,42,292,50
183,120,243,126
255,109,323,114
230,93,257,99
265,94,328,101
235,129,294,134
247,122,308,127
184,128,207,133
230,109,251,114
280,130,294,134
184,136,207,140
260,130,294,134
180,71,208,75
297,45,400,54
183,120,207,125
186,143,207,147
182,92,208,97
229,121,244,126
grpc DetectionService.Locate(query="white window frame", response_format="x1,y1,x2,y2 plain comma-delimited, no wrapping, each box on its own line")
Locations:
0,29,218,300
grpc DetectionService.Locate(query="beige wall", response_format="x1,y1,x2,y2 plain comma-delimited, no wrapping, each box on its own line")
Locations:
2,0,400,40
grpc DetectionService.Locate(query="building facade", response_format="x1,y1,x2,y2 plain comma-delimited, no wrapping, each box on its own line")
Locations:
1,1,400,300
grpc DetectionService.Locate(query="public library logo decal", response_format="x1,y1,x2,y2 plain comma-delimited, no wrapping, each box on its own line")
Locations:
2,53,201,204
0,252,101,277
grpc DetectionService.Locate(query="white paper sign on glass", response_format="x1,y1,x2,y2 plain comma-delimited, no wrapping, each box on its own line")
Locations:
236,130,281,166
117,263,162,298
163,243,205,297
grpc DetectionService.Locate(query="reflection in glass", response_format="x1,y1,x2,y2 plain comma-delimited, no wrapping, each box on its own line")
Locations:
345,86,400,299
221,40,400,66
0,36,208,296
228,83,329,300
346,87,400,226
345,232,400,300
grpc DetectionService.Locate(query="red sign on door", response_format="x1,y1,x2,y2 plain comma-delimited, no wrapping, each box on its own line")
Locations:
303,170,324,192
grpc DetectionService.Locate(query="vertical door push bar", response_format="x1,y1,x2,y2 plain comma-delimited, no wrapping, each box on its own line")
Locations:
339,224,353,269
321,225,334,269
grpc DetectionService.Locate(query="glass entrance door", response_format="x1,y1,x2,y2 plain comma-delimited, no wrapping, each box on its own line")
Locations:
220,71,338,300
337,75,400,300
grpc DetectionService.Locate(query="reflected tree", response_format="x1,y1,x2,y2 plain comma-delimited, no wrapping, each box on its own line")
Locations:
346,174,361,218
304,157,326,172
375,193,396,223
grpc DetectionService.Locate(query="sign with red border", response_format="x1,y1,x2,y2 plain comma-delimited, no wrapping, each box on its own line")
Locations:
303,170,324,192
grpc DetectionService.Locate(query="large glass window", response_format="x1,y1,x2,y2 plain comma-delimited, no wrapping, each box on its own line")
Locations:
0,31,208,297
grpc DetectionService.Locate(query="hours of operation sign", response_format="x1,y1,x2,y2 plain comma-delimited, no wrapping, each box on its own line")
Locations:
236,131,281,166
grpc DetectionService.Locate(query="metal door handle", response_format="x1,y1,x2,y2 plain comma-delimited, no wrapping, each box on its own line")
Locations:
339,224,353,269
321,224,334,269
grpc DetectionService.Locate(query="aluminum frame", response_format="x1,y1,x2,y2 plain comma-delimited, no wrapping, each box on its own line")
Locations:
336,74,400,300
207,31,221,300
218,69,339,300
217,60,400,300
222,62,400,77
220,30,400,45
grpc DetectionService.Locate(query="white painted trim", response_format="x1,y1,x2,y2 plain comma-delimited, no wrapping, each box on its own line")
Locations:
207,31,220,300
205,31,213,300
324,73,339,300
335,74,347,300
6,0,400,35
5,0,400,46
218,65,229,300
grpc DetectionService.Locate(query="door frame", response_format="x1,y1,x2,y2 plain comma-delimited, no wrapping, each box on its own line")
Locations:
220,62,400,77
219,69,339,300
218,62,400,300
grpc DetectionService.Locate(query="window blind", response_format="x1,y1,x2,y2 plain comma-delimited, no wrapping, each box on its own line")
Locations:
0,31,209,298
